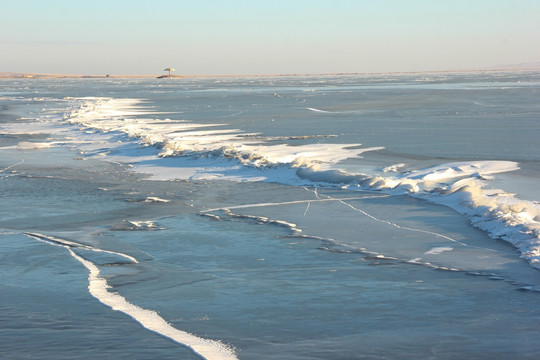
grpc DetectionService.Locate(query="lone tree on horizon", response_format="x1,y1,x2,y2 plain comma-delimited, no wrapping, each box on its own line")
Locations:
164,67,175,76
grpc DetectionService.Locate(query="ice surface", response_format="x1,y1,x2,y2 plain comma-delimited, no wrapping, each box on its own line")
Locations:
2,73,540,359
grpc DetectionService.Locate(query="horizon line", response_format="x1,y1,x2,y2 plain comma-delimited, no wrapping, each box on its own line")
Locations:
2,67,540,79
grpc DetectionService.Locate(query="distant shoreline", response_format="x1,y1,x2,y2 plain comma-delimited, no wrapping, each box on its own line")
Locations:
1,68,539,79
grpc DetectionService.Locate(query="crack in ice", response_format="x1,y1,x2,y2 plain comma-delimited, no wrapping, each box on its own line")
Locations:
24,232,238,360
303,189,470,247
201,195,389,213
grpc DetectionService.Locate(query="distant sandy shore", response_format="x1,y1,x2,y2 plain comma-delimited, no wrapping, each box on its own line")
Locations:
0,73,181,79
1,68,539,79
0,72,359,79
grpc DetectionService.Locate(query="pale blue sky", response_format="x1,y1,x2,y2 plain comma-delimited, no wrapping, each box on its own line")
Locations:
1,0,539,75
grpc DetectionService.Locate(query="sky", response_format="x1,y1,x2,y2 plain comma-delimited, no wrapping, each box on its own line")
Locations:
1,0,539,75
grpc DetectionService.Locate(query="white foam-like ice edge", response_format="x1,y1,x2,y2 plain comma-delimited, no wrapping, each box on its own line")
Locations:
296,162,540,268
24,233,237,360
61,97,382,170
421,177,540,268
57,97,540,270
